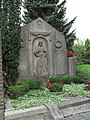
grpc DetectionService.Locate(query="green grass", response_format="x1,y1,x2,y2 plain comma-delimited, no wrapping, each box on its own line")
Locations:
77,64,90,72
11,84,90,110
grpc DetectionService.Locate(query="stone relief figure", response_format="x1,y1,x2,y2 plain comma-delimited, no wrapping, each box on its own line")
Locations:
34,41,47,76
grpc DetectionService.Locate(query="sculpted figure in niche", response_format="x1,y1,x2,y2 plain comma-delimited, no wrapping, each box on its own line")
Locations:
34,41,47,76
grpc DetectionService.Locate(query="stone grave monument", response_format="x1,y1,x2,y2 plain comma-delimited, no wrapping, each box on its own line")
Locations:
18,17,69,81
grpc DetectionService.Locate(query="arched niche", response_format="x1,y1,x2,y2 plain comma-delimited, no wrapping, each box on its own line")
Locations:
32,37,48,76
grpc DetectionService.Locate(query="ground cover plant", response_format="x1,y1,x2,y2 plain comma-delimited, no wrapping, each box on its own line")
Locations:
11,83,90,110
11,90,66,109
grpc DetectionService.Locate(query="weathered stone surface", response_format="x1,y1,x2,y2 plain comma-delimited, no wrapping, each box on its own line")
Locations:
68,57,76,76
5,105,53,120
58,97,90,117
5,98,14,112
19,17,69,81
5,97,90,120
80,112,90,120
62,114,84,120
44,103,63,120
62,111,90,120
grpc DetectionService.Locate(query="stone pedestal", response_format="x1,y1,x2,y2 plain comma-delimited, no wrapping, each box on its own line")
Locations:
68,57,76,76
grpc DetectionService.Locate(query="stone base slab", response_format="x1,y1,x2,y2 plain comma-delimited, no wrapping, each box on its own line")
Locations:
58,97,90,117
5,97,90,120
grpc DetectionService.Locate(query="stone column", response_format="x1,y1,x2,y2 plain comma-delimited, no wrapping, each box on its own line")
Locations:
68,57,76,76
0,29,4,119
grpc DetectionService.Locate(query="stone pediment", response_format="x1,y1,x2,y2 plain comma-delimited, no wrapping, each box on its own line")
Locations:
26,17,64,36
28,17,60,31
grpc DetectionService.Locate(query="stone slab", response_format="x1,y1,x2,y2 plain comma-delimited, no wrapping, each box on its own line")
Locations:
5,97,90,120
58,97,90,117
5,105,47,120
58,97,90,109
80,111,90,120
44,103,63,120
61,112,90,120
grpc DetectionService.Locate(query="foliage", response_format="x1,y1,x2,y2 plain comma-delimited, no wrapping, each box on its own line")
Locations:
77,64,90,73
49,76,81,84
23,0,76,50
9,80,43,99
49,76,63,83
73,39,85,61
47,82,64,92
63,83,89,97
18,80,30,85
11,84,90,109
62,76,81,84
9,85,25,99
3,71,10,98
73,38,90,62
1,0,21,85
77,72,90,84
29,80,43,90
84,39,90,60
9,81,30,99
76,64,90,83
11,89,66,109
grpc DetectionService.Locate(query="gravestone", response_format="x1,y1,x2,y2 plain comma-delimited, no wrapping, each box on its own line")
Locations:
18,17,69,81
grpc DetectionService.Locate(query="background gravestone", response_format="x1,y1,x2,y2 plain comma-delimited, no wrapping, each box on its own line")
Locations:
0,30,4,119
18,17,69,81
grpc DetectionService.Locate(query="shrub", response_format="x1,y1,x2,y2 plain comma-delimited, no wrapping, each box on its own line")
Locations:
9,85,24,99
49,76,81,84
62,76,81,84
9,80,43,99
76,64,90,83
47,82,64,92
29,80,43,90
83,59,90,64
49,76,63,83
77,71,90,83
17,80,30,85
17,80,30,92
